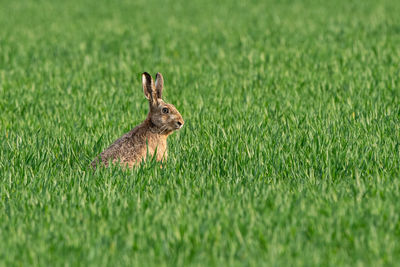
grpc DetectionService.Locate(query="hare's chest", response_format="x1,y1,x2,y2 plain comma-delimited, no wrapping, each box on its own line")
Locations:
146,137,168,161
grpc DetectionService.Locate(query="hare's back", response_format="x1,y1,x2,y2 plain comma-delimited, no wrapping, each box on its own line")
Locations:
95,130,147,167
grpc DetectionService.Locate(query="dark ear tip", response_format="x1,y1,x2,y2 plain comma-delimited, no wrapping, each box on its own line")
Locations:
142,72,151,77
142,72,153,85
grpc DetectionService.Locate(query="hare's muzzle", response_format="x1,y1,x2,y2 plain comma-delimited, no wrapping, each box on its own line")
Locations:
175,120,184,129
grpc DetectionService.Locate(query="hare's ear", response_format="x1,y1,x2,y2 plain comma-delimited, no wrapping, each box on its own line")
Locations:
155,72,164,99
142,72,157,105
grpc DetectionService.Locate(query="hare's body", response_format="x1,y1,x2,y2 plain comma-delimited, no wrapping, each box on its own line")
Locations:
91,118,168,168
91,72,183,169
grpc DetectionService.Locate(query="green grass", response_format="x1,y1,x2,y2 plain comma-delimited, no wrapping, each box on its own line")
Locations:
1,0,400,265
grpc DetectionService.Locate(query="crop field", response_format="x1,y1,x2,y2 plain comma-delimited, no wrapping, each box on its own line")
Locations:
1,0,400,266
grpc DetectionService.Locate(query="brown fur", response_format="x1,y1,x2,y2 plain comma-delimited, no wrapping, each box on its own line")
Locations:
91,72,184,169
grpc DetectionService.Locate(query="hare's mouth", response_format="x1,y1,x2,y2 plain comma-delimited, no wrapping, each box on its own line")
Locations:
174,121,184,130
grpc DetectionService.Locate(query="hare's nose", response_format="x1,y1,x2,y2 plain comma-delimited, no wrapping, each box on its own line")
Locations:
176,121,184,128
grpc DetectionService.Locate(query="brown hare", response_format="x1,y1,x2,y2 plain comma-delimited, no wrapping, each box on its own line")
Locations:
91,72,184,169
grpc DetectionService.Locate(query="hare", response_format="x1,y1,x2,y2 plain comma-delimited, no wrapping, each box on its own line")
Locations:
91,72,184,169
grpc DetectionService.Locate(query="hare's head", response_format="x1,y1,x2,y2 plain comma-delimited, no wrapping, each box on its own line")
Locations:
142,72,184,133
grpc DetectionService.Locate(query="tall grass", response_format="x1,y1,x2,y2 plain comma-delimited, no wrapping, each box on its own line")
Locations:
1,0,400,265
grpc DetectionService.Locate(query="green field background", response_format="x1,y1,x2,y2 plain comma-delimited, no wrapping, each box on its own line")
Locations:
1,0,400,266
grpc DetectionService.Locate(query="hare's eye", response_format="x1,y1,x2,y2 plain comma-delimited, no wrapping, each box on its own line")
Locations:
162,107,169,114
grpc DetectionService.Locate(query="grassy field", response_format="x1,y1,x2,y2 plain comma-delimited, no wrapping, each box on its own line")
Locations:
1,0,400,265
